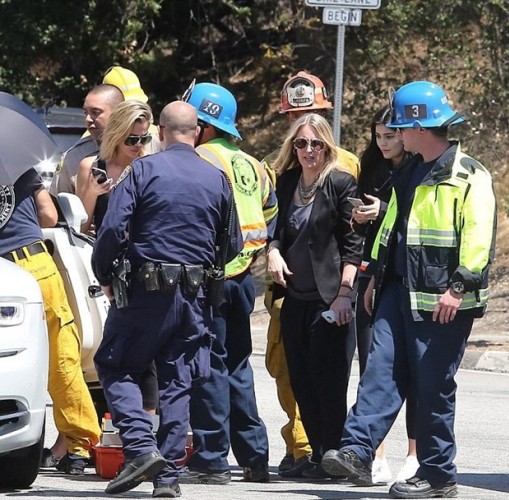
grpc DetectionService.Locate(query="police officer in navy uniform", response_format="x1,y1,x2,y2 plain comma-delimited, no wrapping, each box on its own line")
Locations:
92,100,242,498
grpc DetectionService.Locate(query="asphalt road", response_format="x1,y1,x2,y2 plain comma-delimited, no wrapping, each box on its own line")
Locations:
2,356,508,500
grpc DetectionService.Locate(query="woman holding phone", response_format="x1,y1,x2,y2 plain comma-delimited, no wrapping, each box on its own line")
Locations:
76,100,159,419
76,100,153,234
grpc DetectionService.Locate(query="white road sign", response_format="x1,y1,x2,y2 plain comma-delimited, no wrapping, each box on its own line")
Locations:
306,0,381,8
323,8,362,25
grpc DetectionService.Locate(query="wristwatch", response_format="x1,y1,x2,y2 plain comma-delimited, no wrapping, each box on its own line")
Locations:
451,281,465,294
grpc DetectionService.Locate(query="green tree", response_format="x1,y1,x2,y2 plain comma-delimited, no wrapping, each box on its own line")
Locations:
0,0,507,184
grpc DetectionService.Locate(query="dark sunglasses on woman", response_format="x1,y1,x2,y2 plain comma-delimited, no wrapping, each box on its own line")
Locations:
124,133,153,146
293,137,325,151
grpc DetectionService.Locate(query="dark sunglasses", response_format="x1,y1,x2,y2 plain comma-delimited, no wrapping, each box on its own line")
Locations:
124,133,152,146
293,137,325,151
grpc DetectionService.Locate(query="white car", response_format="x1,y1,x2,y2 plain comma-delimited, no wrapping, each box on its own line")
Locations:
0,258,48,488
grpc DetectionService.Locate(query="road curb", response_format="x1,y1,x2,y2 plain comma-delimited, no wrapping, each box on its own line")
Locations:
465,350,509,373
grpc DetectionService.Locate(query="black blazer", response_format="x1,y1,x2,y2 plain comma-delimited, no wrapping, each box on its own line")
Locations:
272,167,363,304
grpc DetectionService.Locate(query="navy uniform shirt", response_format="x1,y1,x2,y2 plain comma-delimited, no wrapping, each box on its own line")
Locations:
92,143,242,286
0,169,44,255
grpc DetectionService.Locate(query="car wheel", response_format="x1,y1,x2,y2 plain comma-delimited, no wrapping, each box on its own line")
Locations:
0,418,45,488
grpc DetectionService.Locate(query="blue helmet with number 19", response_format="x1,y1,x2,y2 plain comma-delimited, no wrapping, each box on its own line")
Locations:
182,81,241,139
388,81,466,129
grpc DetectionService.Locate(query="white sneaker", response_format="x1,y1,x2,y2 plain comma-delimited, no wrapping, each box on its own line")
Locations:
396,455,419,482
371,456,392,485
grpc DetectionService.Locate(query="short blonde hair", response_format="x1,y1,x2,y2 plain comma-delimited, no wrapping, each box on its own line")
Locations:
272,113,338,187
99,100,153,162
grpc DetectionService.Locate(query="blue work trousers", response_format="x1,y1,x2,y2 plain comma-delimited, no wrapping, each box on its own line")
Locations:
341,280,473,486
95,283,213,487
355,275,417,439
189,271,269,471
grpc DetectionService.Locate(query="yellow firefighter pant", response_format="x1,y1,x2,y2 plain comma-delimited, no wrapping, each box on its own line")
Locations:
13,247,100,458
264,285,311,459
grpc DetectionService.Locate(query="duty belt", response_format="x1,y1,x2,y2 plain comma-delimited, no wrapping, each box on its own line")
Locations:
1,241,46,262
132,262,207,295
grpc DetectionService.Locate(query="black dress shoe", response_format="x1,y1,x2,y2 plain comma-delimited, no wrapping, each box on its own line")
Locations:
389,476,458,498
278,454,295,473
105,450,166,495
279,455,312,478
322,448,373,486
243,463,270,482
301,462,345,481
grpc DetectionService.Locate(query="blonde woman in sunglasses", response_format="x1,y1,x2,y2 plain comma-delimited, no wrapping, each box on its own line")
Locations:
75,99,159,426
267,113,363,479
76,100,153,235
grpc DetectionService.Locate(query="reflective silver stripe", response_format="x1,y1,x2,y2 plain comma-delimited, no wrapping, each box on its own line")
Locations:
407,228,457,247
197,147,225,171
409,288,489,312
242,228,268,242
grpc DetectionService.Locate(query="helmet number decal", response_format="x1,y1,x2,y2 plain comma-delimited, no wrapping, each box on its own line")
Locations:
199,99,223,118
404,104,427,119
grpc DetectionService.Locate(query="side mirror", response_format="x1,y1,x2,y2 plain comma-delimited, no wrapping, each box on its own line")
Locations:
56,193,88,233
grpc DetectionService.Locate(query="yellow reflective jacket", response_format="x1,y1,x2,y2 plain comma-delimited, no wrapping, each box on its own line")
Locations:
371,143,496,320
198,138,278,278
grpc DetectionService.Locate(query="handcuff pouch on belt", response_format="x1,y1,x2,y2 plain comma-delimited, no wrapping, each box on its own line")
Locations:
182,264,204,295
160,263,181,294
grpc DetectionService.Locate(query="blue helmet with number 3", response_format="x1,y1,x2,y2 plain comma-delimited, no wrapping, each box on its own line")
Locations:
183,81,241,139
388,81,466,129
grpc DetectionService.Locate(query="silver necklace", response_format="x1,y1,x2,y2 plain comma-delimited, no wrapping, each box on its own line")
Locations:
298,174,319,201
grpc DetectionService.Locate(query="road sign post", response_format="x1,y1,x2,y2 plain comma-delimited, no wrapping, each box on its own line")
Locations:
332,25,345,145
305,0,381,144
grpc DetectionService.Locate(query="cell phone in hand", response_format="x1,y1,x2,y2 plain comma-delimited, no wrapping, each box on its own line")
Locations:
91,166,108,184
347,197,364,208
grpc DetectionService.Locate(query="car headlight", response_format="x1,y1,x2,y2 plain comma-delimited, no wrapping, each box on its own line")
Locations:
0,303,24,326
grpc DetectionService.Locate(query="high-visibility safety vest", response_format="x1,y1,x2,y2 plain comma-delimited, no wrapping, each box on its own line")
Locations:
371,143,496,320
198,138,278,278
